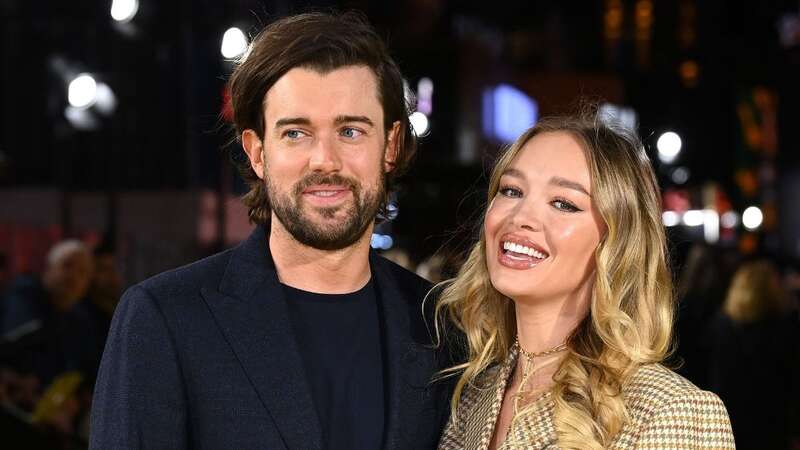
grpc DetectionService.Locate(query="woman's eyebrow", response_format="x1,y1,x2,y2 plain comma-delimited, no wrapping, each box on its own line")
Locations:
549,176,590,197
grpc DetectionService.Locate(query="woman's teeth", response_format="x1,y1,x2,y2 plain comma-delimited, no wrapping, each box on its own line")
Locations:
502,241,547,259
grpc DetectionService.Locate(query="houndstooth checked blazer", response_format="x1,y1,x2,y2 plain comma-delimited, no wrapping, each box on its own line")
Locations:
438,345,735,450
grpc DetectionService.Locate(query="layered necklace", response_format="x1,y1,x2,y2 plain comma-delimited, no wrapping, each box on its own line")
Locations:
510,337,568,420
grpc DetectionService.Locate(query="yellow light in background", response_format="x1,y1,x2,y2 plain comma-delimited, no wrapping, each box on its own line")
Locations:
679,60,700,87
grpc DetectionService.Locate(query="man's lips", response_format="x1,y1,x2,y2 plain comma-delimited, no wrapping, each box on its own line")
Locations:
303,184,350,193
301,185,352,201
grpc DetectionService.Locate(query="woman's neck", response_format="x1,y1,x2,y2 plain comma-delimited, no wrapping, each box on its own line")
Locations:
513,290,590,354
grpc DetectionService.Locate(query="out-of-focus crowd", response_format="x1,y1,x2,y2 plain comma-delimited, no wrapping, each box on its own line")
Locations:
0,240,798,449
1,239,121,449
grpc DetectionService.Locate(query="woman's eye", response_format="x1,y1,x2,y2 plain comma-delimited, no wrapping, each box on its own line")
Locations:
552,199,580,212
499,187,522,198
340,127,363,138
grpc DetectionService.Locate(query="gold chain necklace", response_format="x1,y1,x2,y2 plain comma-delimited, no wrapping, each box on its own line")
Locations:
515,337,568,360
505,338,568,441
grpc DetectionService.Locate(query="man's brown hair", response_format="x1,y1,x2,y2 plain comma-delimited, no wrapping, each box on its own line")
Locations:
229,11,417,225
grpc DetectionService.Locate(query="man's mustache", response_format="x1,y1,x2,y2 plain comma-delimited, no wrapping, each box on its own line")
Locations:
293,173,359,196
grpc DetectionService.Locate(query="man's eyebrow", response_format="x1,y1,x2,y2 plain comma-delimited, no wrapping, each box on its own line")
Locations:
334,115,375,127
549,176,590,196
274,117,311,128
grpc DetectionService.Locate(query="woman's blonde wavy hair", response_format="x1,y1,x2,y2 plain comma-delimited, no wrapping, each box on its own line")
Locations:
435,111,675,449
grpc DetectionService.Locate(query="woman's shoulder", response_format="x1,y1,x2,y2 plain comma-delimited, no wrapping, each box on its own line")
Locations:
624,363,703,400
616,363,734,449
624,363,725,415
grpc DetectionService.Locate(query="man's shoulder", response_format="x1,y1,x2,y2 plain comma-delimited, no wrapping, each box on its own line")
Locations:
374,254,431,292
135,246,236,299
372,254,433,309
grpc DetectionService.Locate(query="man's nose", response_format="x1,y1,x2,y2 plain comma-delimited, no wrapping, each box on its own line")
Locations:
308,135,342,173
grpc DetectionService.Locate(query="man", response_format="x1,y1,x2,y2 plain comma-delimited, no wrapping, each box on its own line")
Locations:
70,242,123,384
2,240,94,337
1,240,95,386
90,12,451,450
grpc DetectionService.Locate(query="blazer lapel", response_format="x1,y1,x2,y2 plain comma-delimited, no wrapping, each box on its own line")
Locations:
201,226,323,450
372,252,433,450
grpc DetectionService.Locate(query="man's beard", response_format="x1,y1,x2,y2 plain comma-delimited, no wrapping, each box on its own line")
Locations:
266,170,385,251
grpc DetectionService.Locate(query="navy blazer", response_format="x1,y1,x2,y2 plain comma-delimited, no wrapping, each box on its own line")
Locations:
90,226,452,449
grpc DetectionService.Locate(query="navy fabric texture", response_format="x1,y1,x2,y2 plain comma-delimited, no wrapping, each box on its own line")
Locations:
89,226,452,450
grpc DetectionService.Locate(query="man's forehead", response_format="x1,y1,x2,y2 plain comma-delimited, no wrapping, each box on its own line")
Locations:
262,65,383,124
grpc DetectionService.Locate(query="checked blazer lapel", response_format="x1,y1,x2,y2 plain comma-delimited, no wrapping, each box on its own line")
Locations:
200,226,323,450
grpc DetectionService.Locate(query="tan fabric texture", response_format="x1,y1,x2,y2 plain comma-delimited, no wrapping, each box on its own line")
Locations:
438,346,735,450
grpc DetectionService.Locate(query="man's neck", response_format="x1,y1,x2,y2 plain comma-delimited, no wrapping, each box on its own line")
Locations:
268,222,373,294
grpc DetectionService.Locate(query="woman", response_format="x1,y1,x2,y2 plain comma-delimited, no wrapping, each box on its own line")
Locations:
435,112,734,449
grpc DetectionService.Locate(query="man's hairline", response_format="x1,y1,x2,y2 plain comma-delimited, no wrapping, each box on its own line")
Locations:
251,62,390,140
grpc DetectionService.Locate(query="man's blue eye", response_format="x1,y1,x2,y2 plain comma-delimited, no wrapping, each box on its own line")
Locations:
286,130,301,139
341,128,362,138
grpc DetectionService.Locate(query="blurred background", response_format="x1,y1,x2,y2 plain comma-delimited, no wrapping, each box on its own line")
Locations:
1,0,799,448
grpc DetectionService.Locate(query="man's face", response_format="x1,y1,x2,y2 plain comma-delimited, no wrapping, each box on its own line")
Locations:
243,65,399,250
46,250,93,308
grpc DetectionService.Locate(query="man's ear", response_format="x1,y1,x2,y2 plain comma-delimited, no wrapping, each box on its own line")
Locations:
242,129,265,179
384,120,402,173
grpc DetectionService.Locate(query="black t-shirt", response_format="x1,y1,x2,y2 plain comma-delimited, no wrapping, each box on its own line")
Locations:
283,279,385,450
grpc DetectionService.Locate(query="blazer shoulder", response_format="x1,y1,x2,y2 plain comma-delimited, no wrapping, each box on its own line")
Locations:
622,364,734,448
136,247,235,300
624,363,708,416
375,254,432,295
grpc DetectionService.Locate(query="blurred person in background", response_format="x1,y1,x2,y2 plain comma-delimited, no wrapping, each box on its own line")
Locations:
1,240,95,447
416,253,446,283
436,112,734,449
1,240,93,337
0,240,95,387
707,260,800,450
673,244,737,387
381,247,415,272
69,240,122,385
91,11,452,450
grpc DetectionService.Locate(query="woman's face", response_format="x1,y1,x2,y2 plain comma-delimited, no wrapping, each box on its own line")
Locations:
484,131,606,306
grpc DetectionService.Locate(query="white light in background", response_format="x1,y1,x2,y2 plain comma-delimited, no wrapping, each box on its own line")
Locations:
657,131,682,164
703,210,720,243
416,77,434,115
94,82,118,115
409,111,430,137
720,210,739,228
671,166,690,184
64,106,99,130
370,233,394,250
742,206,763,230
662,211,680,227
598,103,638,131
68,74,98,109
221,27,248,59
110,0,139,23
682,209,704,226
